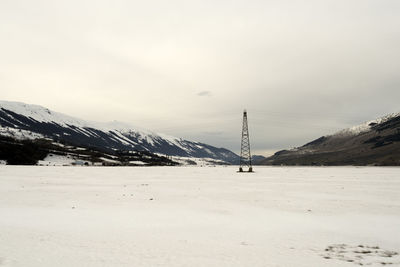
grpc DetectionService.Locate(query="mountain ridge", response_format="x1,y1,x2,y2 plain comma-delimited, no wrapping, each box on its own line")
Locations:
0,100,239,164
262,112,400,166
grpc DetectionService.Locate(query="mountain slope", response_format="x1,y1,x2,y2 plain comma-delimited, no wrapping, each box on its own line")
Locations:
0,135,178,166
262,112,400,166
0,101,238,164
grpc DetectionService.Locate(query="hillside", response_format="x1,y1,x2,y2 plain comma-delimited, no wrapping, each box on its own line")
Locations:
262,113,400,166
0,100,238,165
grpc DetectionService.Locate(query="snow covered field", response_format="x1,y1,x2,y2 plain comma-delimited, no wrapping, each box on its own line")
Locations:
0,166,399,267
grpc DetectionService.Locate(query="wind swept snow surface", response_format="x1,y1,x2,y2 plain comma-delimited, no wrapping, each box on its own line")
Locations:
0,166,399,267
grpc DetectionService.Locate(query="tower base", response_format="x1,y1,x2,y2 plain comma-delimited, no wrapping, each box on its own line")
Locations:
238,167,253,173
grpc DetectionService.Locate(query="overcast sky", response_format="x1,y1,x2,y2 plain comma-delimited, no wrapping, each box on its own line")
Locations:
1,0,399,155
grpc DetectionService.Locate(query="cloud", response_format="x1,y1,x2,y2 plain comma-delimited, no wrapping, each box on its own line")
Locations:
0,0,399,156
203,131,223,136
197,91,212,97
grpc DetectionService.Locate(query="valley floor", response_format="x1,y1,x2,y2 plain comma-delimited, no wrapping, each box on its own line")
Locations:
0,166,399,266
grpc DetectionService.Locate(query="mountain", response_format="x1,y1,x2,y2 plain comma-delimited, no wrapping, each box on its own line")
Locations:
262,112,400,166
0,135,178,166
251,155,268,165
0,100,238,164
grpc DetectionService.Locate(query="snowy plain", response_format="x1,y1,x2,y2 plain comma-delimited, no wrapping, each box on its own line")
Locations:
0,166,399,267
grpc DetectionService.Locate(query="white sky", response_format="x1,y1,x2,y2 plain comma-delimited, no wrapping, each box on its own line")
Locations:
1,0,399,155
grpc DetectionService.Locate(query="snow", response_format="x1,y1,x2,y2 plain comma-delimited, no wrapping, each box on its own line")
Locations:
38,154,77,166
0,100,194,153
157,132,184,146
0,100,89,128
335,112,400,136
0,126,44,140
92,120,152,134
169,155,228,166
0,101,145,135
98,157,120,164
129,160,147,165
0,166,399,267
0,101,232,161
109,130,138,146
49,154,219,167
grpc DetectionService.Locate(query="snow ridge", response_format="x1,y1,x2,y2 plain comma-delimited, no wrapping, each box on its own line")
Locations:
334,112,400,137
0,100,181,145
0,100,238,163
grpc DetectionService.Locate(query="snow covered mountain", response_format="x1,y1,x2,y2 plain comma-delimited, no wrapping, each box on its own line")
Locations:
0,100,238,164
262,112,400,166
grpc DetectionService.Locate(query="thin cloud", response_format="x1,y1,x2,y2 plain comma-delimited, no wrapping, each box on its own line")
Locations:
0,0,399,156
197,91,212,97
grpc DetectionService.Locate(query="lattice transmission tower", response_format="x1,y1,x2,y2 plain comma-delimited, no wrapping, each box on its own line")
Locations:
239,110,253,172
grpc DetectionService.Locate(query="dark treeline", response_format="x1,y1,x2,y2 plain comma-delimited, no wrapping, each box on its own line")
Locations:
0,136,48,165
0,136,178,166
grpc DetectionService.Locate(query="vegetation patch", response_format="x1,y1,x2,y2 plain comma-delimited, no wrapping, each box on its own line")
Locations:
321,244,400,266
